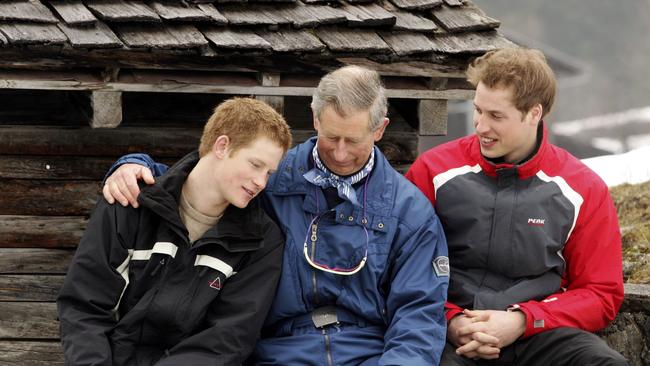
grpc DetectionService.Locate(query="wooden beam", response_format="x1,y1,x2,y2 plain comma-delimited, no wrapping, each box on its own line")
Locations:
0,215,86,248
0,77,472,99
0,249,73,274
0,126,414,161
418,99,448,135
0,179,99,216
0,126,200,157
0,302,59,339
0,275,64,301
0,341,64,366
89,91,123,128
256,73,284,115
0,156,117,180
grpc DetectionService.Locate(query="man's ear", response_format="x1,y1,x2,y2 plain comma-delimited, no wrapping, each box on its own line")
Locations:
212,135,230,159
373,118,390,142
527,104,543,126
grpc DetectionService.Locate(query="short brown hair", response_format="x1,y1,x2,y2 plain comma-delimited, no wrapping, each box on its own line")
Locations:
199,98,292,157
467,48,556,118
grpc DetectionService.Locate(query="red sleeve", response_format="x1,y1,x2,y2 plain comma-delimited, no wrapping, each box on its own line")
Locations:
444,302,463,322
513,182,624,337
405,156,437,206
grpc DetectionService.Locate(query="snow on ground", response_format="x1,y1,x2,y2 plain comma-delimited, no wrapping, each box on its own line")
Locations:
582,146,650,187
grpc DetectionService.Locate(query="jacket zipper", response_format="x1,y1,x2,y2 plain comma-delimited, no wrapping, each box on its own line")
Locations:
323,329,334,366
310,231,320,304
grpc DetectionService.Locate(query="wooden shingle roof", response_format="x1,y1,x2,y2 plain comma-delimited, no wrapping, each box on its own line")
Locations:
0,0,514,75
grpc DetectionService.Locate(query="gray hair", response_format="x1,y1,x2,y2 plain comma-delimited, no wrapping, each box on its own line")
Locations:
311,65,387,131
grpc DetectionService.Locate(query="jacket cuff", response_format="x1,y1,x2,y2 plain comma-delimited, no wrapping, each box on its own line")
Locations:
444,302,463,322
513,303,546,338
103,153,155,184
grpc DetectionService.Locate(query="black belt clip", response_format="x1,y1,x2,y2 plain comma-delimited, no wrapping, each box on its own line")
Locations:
311,306,340,328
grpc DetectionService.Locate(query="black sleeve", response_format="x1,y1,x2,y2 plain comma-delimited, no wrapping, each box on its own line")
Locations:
57,200,135,366
155,220,285,366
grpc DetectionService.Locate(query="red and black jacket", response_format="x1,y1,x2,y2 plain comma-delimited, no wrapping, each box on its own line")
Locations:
406,124,624,337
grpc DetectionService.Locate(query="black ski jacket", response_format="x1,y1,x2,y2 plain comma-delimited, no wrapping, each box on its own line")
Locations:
57,151,284,366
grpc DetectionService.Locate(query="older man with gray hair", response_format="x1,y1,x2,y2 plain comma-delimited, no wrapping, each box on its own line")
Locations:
103,65,449,365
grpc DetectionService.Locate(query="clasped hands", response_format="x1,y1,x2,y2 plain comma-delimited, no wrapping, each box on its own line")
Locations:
447,309,526,360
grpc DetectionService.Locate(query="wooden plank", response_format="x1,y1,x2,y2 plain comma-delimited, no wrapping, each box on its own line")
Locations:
0,249,73,274
0,275,64,301
315,27,390,53
202,27,271,50
0,76,473,99
431,2,500,33
114,23,208,49
0,179,99,216
0,341,64,366
257,29,325,52
85,0,160,22
90,91,123,128
0,23,67,45
150,1,211,21
386,6,438,32
340,2,396,26
49,0,98,25
0,155,115,180
0,0,59,23
0,215,86,248
430,30,516,54
268,1,347,28
218,5,291,25
389,0,442,11
444,0,464,6
337,57,468,78
0,302,59,339
0,123,420,159
196,4,228,25
307,4,350,26
57,21,122,48
379,31,435,56
418,99,447,135
0,126,200,157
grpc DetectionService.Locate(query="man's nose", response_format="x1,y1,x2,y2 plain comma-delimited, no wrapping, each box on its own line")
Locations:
333,140,348,161
252,172,268,191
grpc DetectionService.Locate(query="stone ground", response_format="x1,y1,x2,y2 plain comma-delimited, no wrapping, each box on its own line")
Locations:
610,181,650,284
601,182,650,366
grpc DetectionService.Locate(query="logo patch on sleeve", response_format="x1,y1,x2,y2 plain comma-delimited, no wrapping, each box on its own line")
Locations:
433,256,450,277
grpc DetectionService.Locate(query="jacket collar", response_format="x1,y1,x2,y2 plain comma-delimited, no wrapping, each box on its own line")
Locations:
267,137,395,217
471,122,549,179
138,151,265,251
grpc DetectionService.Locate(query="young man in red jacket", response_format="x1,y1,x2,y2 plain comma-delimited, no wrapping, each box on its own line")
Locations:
406,48,628,365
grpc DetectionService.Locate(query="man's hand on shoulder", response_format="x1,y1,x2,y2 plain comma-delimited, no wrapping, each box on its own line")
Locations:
102,163,155,208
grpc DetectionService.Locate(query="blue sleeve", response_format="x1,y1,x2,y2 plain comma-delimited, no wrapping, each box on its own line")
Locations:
379,211,449,366
104,153,170,182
